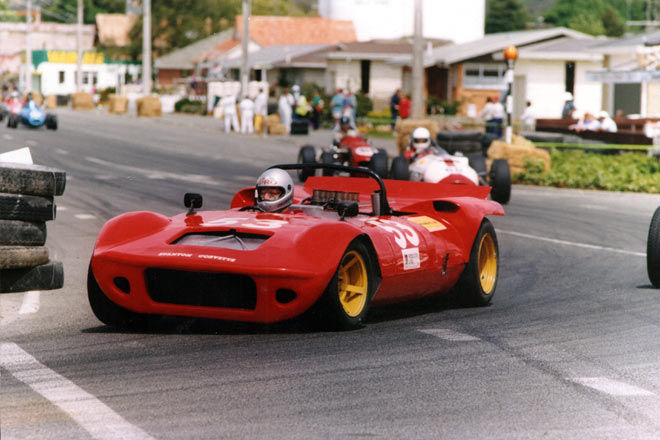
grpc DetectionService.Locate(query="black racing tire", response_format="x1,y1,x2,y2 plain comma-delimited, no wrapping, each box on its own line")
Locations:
321,151,336,176
0,261,63,293
314,240,376,330
0,193,55,222
0,162,66,196
297,145,316,182
436,130,483,141
0,220,47,246
647,207,660,288
0,246,49,269
389,155,410,180
87,264,146,329
468,153,487,176
456,219,499,307
45,114,58,130
489,159,511,204
368,152,388,179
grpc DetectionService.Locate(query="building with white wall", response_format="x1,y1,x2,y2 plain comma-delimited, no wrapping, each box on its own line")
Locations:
318,0,485,44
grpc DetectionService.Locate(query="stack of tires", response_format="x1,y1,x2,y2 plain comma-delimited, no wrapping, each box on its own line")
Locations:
0,163,65,293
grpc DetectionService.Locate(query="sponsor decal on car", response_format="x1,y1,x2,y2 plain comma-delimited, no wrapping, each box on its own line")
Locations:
402,247,421,270
407,216,447,232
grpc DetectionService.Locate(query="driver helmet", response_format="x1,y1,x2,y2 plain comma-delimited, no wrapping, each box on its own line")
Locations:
27,92,33,100
411,127,431,152
255,168,293,212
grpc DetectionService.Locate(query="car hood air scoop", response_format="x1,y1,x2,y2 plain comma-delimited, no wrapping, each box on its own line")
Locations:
172,230,270,250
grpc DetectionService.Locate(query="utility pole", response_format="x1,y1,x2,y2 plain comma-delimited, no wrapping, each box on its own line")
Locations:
411,0,424,119
25,0,32,92
240,0,250,99
76,0,82,92
142,0,152,94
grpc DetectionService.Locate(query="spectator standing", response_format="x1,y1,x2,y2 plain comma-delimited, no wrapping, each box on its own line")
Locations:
330,89,344,127
240,96,255,134
278,88,293,134
220,93,239,133
597,110,617,132
294,86,310,121
254,87,268,134
343,89,357,125
398,91,411,120
561,91,576,118
390,88,400,128
311,90,324,130
520,100,536,129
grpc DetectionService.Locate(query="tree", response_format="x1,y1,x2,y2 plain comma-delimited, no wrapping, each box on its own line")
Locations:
601,7,625,37
485,0,529,34
544,0,630,36
0,0,20,22
41,0,125,24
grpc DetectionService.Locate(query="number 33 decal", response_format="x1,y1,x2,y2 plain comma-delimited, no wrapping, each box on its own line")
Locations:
366,219,420,249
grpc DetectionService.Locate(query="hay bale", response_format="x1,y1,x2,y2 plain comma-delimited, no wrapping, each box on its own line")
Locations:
108,94,128,114
268,123,287,135
71,92,95,110
45,95,57,109
137,96,162,117
487,136,551,174
395,119,441,154
265,113,280,128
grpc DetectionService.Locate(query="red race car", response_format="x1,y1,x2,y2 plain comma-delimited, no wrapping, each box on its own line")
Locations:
88,163,504,330
297,134,388,182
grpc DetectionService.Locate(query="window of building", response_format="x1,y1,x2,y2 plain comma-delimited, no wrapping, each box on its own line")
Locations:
82,72,89,85
565,61,575,96
58,71,65,84
462,63,506,89
361,60,371,94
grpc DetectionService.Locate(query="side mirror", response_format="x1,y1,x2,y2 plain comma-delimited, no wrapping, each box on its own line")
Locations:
184,193,203,215
336,201,359,220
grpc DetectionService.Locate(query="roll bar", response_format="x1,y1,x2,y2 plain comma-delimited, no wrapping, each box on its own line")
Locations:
268,163,392,215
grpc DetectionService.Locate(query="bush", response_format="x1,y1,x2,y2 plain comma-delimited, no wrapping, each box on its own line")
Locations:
367,109,392,118
174,97,204,114
98,87,116,104
515,149,660,193
356,91,373,118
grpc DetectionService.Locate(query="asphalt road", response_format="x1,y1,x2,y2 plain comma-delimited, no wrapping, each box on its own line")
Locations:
2,109,660,439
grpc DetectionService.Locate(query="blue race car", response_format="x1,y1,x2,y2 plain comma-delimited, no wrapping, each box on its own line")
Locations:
7,98,57,130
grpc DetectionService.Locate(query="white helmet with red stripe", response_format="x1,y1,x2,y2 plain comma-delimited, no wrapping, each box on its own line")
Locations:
255,168,294,212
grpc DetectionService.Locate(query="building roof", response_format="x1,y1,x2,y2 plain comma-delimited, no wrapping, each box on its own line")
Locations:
589,30,660,54
235,15,357,46
219,44,334,70
509,37,603,62
95,13,137,47
195,39,242,64
326,41,413,61
390,27,591,67
155,29,234,70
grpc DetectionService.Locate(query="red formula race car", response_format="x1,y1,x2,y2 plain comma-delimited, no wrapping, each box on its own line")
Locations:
88,163,504,331
297,135,389,181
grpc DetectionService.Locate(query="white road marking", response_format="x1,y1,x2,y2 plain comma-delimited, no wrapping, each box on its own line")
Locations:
1,343,156,440
570,377,655,396
75,214,96,220
85,156,221,186
57,206,68,211
55,148,69,155
419,328,481,342
3,134,13,140
498,230,645,257
18,291,40,315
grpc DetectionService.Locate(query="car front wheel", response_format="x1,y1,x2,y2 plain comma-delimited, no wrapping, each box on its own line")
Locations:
456,219,499,307
87,264,146,328
647,207,660,287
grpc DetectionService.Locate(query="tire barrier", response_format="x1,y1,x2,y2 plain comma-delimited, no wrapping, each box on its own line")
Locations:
0,162,66,293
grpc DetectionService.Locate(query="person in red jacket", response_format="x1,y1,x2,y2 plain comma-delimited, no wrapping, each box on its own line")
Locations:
398,91,411,119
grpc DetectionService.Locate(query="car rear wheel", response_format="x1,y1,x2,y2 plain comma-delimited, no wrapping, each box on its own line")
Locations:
368,152,388,179
456,219,498,307
389,155,410,180
87,264,146,329
489,159,511,204
317,240,375,330
297,145,316,182
45,114,58,130
647,207,660,288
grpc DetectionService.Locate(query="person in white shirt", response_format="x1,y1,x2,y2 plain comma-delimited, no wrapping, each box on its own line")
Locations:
239,96,255,134
570,112,600,132
220,93,240,133
254,87,268,134
278,88,293,134
597,110,617,133
520,100,536,128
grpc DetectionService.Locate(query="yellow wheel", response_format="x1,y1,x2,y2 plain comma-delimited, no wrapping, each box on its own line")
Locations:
477,233,497,295
456,219,499,306
337,250,369,317
315,240,375,330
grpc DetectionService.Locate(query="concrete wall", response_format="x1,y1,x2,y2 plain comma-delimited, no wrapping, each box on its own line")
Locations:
0,22,95,57
37,63,139,95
